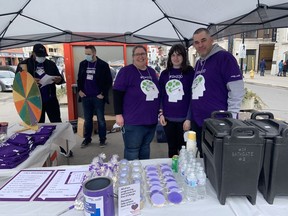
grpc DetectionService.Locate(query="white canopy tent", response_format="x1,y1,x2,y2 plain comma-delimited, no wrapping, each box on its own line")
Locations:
1,0,288,49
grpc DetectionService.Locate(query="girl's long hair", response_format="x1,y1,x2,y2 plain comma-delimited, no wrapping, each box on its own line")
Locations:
165,44,192,74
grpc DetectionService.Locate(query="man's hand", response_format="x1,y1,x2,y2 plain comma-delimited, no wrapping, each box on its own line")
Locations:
97,94,104,99
34,78,40,84
79,90,86,98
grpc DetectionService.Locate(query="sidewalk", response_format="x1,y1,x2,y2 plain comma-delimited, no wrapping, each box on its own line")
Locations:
243,71,288,89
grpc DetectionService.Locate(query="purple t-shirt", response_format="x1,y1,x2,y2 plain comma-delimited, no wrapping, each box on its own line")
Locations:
191,51,243,126
159,68,194,120
113,64,160,125
0,152,29,168
0,142,29,158
0,141,30,168
84,61,101,97
36,125,56,135
6,133,32,146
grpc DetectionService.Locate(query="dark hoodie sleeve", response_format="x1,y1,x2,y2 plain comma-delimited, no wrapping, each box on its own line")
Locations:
102,62,113,95
50,60,65,85
77,61,84,92
113,89,125,115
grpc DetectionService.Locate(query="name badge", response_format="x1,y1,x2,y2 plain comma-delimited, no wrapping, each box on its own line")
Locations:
86,74,93,80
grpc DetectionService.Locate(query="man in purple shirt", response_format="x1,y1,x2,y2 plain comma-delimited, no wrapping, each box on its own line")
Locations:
77,45,112,148
189,28,244,157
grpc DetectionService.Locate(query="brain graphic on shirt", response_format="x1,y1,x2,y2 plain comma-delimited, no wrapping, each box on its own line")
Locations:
192,75,203,90
166,80,181,93
141,80,154,92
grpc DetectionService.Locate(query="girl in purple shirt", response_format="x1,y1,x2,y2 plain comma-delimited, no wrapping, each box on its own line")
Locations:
159,44,194,157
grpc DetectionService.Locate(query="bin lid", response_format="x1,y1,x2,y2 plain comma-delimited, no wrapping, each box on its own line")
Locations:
203,118,248,138
246,119,288,138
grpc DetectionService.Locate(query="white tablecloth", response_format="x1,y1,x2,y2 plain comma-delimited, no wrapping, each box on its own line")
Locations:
1,122,76,176
0,159,287,216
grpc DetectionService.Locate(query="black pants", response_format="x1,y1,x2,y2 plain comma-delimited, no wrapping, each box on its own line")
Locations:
190,120,203,158
163,120,185,158
39,97,62,123
38,97,67,154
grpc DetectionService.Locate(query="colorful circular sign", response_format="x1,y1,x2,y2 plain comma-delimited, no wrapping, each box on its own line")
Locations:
13,71,42,126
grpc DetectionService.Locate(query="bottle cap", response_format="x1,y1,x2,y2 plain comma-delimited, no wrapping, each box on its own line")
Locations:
187,131,196,140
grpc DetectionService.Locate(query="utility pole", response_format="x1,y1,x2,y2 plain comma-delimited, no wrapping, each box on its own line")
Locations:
239,33,246,75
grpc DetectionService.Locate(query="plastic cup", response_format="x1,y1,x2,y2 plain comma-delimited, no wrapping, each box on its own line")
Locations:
0,122,8,143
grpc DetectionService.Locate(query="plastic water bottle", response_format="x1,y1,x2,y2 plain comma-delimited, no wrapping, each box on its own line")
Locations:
178,146,187,171
195,162,202,170
186,150,195,161
179,145,187,158
180,162,187,177
176,155,187,184
185,172,198,201
196,169,207,199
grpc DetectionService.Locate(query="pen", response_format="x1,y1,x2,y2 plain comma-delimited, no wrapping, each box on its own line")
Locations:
56,205,75,216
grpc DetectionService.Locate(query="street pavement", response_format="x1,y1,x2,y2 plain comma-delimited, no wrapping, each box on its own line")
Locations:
1,71,287,166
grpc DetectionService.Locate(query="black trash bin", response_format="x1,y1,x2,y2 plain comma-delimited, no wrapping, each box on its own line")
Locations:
156,122,167,143
71,83,84,118
202,114,264,205
245,112,288,204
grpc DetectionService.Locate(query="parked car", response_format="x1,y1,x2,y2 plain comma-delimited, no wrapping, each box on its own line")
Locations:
110,66,117,81
0,65,17,73
0,70,15,92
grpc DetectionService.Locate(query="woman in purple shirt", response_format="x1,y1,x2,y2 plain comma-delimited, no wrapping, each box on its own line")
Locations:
113,45,160,160
159,44,194,157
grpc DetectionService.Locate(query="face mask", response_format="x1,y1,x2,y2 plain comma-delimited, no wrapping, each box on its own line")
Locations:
36,57,46,63
85,55,93,62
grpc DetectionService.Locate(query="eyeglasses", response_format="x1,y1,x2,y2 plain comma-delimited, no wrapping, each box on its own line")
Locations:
133,53,147,57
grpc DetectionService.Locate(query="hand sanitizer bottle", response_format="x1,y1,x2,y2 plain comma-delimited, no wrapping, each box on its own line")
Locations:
186,131,197,157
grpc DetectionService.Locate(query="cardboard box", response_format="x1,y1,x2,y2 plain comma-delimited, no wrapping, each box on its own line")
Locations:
77,117,85,138
93,115,116,132
77,116,97,138
77,115,116,138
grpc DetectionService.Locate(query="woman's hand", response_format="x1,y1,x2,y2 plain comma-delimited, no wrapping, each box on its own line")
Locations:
116,114,124,127
159,115,167,126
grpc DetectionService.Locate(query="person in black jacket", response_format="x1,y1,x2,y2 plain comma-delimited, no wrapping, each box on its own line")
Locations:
77,45,112,148
17,44,65,123
283,60,288,77
17,44,72,157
